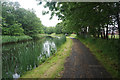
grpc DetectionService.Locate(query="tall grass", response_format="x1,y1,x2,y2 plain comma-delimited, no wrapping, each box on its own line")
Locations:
54,35,66,48
21,38,72,78
2,35,66,78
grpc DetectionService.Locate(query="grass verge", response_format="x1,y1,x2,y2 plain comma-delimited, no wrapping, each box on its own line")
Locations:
77,36,119,78
2,35,32,44
20,38,73,78
2,34,48,44
50,33,65,37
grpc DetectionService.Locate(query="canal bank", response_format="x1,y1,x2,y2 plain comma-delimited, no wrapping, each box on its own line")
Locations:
20,38,73,78
1,34,48,44
2,35,67,78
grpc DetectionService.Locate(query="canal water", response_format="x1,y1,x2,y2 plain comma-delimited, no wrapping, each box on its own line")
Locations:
2,36,66,78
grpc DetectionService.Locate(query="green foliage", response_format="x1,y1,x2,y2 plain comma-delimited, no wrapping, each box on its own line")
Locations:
43,27,55,34
14,8,44,35
41,2,120,39
55,22,72,34
2,23,24,36
2,1,44,36
9,23,24,36
55,23,62,34
8,23,23,36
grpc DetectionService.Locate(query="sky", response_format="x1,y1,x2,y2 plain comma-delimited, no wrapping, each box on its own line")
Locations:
9,0,62,27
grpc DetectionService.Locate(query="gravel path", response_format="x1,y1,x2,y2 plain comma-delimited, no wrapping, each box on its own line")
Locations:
62,38,112,78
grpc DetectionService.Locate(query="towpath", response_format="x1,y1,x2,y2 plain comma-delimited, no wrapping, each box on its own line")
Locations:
62,38,112,78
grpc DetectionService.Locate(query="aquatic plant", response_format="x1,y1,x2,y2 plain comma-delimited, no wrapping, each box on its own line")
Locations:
2,35,66,78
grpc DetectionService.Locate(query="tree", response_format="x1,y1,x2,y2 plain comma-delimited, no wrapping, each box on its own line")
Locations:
40,2,120,39
8,23,24,36
43,27,55,34
55,22,72,34
2,1,44,36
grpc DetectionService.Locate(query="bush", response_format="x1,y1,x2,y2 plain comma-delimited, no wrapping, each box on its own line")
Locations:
2,23,24,36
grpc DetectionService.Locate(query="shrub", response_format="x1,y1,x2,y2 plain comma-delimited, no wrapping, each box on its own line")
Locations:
2,23,24,36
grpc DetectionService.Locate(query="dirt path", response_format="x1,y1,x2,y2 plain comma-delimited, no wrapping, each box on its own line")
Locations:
62,38,112,78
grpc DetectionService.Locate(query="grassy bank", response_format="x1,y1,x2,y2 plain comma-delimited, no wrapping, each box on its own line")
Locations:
77,36,119,78
50,33,65,37
20,38,73,78
1,34,49,44
2,35,32,44
30,34,49,40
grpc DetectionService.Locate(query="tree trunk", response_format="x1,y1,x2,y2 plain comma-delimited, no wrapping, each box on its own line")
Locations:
117,13,120,39
97,33,99,38
106,24,108,40
116,2,120,39
103,28,106,39
101,28,103,39
101,32,103,39
98,28,100,38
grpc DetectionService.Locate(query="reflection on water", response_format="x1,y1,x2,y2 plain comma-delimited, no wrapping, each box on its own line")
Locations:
43,41,56,56
37,40,57,62
2,36,66,78
13,73,20,78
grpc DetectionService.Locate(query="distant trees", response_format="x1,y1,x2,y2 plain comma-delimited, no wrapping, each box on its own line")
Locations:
55,22,72,34
43,22,72,34
43,27,55,34
2,1,44,36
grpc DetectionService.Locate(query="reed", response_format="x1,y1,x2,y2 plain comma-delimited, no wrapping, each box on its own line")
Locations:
2,35,66,78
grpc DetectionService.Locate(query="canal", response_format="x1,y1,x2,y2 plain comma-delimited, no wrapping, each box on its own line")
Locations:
2,36,66,78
